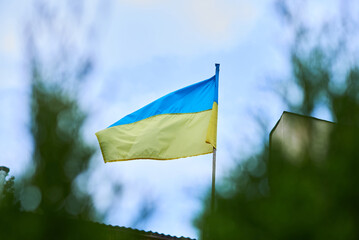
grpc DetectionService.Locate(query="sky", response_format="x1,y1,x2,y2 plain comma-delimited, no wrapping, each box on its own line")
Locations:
0,0,340,238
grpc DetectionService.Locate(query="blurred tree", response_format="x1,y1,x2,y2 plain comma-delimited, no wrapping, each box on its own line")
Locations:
196,1,359,239
29,68,96,218
0,1,103,239
0,175,19,211
24,0,99,218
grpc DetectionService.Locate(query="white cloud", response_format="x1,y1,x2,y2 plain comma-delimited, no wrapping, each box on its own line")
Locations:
181,0,256,45
0,1,27,62
119,0,166,8
102,0,260,67
0,29,20,58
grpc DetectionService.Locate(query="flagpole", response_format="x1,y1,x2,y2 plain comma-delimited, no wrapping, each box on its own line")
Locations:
211,147,217,214
211,63,219,214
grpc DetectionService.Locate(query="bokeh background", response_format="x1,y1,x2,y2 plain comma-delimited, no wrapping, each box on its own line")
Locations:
1,0,359,239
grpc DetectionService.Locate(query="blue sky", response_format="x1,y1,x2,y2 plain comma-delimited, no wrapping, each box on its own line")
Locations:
0,0,340,238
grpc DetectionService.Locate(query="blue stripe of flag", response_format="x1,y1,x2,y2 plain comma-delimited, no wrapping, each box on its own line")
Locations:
108,75,217,128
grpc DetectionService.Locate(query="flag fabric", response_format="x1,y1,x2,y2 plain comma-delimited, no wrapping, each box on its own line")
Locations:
96,74,218,162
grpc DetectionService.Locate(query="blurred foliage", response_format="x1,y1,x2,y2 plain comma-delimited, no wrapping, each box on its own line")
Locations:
196,1,359,239
0,1,157,238
0,65,100,240
27,70,96,218
0,176,19,211
0,1,103,239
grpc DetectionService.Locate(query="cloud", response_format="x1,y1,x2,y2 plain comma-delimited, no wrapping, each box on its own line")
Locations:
0,29,19,58
119,0,166,8
103,0,260,67
181,0,256,46
0,1,26,62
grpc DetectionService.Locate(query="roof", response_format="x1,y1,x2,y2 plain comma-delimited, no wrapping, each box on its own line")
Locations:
92,221,196,240
269,111,335,163
269,111,334,139
2,211,196,240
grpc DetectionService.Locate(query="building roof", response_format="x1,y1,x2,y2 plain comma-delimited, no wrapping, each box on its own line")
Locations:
91,221,195,240
2,211,196,240
269,111,334,139
269,111,334,163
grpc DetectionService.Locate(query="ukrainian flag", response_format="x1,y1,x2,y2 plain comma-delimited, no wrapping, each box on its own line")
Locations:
96,68,219,162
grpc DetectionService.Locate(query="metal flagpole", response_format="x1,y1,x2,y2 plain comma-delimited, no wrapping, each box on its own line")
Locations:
211,147,217,214
211,63,219,214
202,64,219,240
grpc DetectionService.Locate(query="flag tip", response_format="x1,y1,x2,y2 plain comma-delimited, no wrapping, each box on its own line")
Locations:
215,63,220,72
